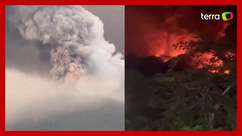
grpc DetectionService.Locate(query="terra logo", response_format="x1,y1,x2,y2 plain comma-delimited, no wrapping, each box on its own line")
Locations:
201,12,234,21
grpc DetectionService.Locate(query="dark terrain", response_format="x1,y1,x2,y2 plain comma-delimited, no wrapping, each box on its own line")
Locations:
125,55,236,130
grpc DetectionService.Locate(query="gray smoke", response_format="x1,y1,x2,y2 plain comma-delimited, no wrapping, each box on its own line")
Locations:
10,6,123,81
6,6,124,130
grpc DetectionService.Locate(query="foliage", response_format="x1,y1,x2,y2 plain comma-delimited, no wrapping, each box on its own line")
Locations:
125,68,236,130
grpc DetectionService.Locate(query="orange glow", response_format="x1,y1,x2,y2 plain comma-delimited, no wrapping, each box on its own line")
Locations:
224,69,231,75
150,31,200,60
208,69,220,74
147,24,232,75
191,51,225,74
192,51,223,69
154,53,160,57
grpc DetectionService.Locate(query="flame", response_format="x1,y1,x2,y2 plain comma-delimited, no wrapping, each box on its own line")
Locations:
155,44,230,75
190,51,233,75
152,35,231,74
191,51,228,74
224,69,231,75
126,8,233,75
192,51,223,69
150,31,229,75
151,32,199,62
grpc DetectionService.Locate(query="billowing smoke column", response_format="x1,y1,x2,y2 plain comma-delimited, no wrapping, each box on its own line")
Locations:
6,6,124,130
11,6,123,82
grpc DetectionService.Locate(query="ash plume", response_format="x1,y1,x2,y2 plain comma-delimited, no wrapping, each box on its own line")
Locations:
10,6,123,81
6,6,124,130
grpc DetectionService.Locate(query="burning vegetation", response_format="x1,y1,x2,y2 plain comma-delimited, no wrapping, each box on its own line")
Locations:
125,6,236,130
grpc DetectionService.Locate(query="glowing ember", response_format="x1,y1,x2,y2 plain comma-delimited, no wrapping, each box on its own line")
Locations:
189,51,226,74
192,51,223,69
224,69,231,75
208,69,220,74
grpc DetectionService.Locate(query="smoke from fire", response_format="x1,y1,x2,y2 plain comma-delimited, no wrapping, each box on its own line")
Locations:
6,6,124,130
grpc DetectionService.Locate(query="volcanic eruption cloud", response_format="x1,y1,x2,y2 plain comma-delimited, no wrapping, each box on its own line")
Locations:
6,6,124,130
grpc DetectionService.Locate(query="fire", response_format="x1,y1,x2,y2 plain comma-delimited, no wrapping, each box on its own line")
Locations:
148,32,232,75
224,69,231,75
126,7,234,76
151,32,199,62
155,46,230,75
153,37,231,74
191,51,230,74
190,51,233,75
192,51,223,69
209,69,222,74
